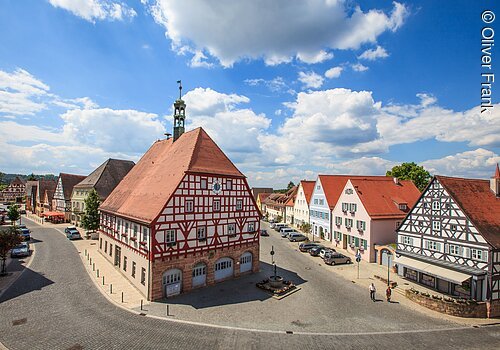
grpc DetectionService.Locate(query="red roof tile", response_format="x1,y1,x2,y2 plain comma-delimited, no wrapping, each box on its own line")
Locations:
349,178,421,219
300,180,316,205
100,128,245,223
257,193,272,202
437,175,500,249
58,173,87,200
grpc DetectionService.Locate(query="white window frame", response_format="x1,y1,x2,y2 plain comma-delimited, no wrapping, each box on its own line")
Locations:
197,226,206,241
226,179,232,190
335,216,342,226
357,220,366,231
425,240,440,252
402,236,413,245
471,249,487,262
236,199,243,211
449,244,461,256
200,178,207,190
248,222,255,232
432,220,441,231
432,201,440,210
227,223,236,236
166,229,176,246
185,200,194,213
349,203,357,213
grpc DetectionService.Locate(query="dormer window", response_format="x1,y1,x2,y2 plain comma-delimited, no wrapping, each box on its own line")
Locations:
432,201,440,210
398,203,407,211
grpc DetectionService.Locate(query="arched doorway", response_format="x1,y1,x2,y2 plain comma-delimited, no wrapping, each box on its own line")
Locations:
192,262,207,288
162,268,182,298
239,252,252,273
214,257,233,281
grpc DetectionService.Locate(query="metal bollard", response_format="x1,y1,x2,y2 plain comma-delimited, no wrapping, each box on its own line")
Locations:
102,276,105,285
121,292,124,303
140,299,143,310
85,249,87,256
90,258,92,265
97,269,99,277
166,305,170,316
110,284,112,294
93,263,95,271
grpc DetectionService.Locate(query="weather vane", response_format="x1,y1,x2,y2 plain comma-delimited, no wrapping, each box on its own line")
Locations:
177,80,182,99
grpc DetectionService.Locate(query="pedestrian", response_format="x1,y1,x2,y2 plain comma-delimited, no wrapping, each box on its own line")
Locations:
369,283,376,301
386,286,392,303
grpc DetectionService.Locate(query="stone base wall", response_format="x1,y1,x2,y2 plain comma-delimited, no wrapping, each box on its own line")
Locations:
405,290,487,318
150,242,260,301
487,299,500,318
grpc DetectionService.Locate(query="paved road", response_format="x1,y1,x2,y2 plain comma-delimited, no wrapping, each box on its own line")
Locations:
0,219,499,349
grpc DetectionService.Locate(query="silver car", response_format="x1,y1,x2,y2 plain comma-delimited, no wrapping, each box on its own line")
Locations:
288,233,307,242
324,253,352,265
11,242,30,258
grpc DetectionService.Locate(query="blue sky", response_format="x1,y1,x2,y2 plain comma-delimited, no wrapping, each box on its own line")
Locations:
0,0,498,187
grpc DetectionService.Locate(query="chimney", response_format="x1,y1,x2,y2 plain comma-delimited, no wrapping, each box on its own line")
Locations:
491,163,500,197
393,177,399,185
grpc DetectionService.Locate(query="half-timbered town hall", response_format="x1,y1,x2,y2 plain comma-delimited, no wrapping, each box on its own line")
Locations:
99,91,260,300
396,165,500,317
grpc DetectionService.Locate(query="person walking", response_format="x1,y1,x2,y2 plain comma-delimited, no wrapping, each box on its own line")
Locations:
369,283,376,301
386,286,392,303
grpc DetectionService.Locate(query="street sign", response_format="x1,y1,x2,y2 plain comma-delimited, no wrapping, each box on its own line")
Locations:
355,252,361,262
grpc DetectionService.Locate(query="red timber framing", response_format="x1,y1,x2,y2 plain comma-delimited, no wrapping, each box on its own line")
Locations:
151,172,260,261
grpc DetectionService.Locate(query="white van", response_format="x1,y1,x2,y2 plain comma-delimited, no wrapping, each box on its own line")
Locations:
274,223,287,231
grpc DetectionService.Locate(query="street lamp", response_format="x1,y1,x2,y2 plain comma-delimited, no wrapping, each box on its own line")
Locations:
387,251,392,286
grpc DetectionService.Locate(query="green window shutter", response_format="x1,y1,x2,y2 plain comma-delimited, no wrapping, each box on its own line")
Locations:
355,237,359,247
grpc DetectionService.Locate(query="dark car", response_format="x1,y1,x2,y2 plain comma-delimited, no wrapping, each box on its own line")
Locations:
19,209,26,214
299,242,322,252
324,253,352,265
308,245,326,256
16,228,31,241
260,229,269,237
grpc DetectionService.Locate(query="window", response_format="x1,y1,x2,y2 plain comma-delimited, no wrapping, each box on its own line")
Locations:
132,262,136,278
166,229,176,246
399,203,408,210
213,199,221,212
319,199,324,205
425,240,440,251
334,231,342,241
471,249,487,262
133,225,138,238
109,244,113,256
104,240,107,253
360,239,367,250
142,227,148,242
117,220,121,232
141,268,146,285
236,199,243,210
335,216,342,226
432,221,441,231
345,218,353,228
357,220,366,231
123,256,127,272
197,226,206,241
248,222,255,232
325,212,329,220
316,185,320,190
449,244,461,256
227,223,236,236
314,199,318,205
342,203,348,212
99,238,102,249
349,203,357,213
432,201,440,210
450,224,457,232
401,235,413,245
226,179,232,190
125,222,129,234
185,200,194,213
200,178,207,189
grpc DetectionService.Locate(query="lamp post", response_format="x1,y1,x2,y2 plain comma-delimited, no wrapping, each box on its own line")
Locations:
387,251,392,286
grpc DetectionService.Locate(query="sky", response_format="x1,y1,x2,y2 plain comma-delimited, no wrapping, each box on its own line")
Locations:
0,0,499,188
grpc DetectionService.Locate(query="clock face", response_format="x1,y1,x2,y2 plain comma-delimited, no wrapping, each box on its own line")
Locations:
212,181,222,194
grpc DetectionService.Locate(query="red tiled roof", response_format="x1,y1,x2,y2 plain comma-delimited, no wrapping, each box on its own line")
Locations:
300,180,316,205
59,173,87,200
257,193,271,202
437,175,500,249
100,128,245,223
37,180,57,201
285,186,298,207
349,178,421,219
318,175,386,210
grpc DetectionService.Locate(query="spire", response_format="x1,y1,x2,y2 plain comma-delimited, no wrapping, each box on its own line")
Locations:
491,163,500,197
495,163,500,179
173,80,186,142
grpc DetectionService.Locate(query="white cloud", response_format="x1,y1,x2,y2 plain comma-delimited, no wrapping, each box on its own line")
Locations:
49,0,136,22
422,148,500,178
0,69,50,115
244,77,288,93
358,46,389,61
326,156,396,175
325,66,343,79
352,63,369,72
298,71,324,89
147,0,408,67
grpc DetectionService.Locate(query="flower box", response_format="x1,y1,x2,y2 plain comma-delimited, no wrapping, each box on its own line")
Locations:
121,233,127,237
129,236,137,241
139,241,147,246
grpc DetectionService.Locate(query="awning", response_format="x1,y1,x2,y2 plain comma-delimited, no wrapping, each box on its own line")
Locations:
395,256,471,285
42,211,65,217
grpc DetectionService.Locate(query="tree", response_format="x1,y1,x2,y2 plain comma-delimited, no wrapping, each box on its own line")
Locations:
27,173,37,181
386,162,431,192
81,189,100,237
7,205,20,226
287,181,295,190
0,171,4,185
0,227,23,276
301,223,312,241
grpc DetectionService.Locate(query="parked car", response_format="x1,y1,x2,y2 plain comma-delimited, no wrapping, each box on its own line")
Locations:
280,228,296,238
17,224,27,229
18,228,31,241
19,209,26,214
309,245,325,256
319,248,336,259
10,242,30,258
260,229,269,237
288,233,307,242
324,253,352,265
274,223,288,231
65,226,81,240
299,242,322,252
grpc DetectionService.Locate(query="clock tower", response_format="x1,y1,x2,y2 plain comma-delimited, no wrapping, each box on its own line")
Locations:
173,80,186,142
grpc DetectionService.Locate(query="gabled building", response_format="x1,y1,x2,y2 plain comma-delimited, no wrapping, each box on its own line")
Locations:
71,158,135,226
331,177,420,262
0,176,26,203
52,173,86,222
264,187,296,222
256,192,271,217
396,166,500,315
34,180,57,217
284,186,298,225
25,180,38,213
293,180,315,228
99,93,260,300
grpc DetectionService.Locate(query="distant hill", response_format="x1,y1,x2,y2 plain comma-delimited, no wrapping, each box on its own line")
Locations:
0,173,58,185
